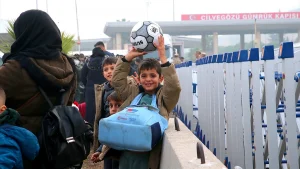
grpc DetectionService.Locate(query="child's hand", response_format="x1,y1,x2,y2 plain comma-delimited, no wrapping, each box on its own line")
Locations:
154,35,168,64
132,72,140,85
125,48,147,62
91,152,101,163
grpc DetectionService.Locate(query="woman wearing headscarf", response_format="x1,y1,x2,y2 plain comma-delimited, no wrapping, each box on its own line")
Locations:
0,10,76,169
81,47,106,124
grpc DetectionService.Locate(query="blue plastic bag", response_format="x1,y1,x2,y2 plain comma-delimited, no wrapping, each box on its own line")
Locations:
98,93,168,152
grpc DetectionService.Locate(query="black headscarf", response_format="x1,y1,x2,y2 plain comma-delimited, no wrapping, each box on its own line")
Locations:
5,10,61,61
3,10,68,92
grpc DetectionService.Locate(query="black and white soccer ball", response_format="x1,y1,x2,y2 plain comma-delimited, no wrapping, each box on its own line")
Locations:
130,21,163,52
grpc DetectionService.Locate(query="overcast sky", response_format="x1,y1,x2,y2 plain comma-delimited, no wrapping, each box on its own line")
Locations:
0,0,299,39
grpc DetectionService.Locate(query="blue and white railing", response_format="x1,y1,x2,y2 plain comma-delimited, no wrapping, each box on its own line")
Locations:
174,42,300,169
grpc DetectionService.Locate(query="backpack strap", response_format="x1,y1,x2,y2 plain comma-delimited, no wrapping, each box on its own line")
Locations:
38,86,54,108
16,92,39,111
38,86,66,109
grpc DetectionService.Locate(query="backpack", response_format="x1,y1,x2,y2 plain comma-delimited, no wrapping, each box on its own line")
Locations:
38,87,93,169
98,93,168,152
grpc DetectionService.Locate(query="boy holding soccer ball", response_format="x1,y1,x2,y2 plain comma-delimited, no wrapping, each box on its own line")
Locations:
111,35,181,169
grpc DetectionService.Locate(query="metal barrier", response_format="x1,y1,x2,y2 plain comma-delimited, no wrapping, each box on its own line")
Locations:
174,42,300,169
160,118,226,169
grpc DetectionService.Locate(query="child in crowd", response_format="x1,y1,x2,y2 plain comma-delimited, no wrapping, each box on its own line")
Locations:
0,88,40,169
91,91,123,168
73,101,86,118
111,35,181,169
91,57,136,169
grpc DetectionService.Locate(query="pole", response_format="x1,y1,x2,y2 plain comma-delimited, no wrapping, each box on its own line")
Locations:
36,0,38,9
0,0,2,19
46,0,49,13
74,0,81,53
251,34,253,48
254,18,257,48
172,0,175,21
146,0,149,20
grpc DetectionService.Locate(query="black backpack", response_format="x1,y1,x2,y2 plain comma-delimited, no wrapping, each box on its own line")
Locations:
38,87,93,169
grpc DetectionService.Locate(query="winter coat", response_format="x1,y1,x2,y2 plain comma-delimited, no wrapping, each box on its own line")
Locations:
0,124,40,169
81,49,106,124
110,58,181,169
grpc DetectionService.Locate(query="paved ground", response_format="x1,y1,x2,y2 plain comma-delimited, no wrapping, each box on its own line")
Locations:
82,153,103,169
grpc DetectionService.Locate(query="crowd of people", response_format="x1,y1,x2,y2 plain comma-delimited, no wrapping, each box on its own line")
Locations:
171,50,206,65
0,9,181,169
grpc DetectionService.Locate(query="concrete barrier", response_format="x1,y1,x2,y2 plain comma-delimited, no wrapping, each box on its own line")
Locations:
160,118,227,169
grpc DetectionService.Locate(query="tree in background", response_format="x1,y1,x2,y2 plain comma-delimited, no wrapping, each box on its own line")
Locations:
0,20,76,55
0,20,15,53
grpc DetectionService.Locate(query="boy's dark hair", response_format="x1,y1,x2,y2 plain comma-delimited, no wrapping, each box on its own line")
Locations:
0,87,6,105
94,41,105,48
138,58,161,76
107,91,122,103
102,57,118,68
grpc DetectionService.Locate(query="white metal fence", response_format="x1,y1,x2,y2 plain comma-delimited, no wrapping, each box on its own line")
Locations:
174,42,300,169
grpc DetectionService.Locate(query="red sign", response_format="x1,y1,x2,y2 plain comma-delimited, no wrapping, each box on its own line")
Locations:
181,12,300,21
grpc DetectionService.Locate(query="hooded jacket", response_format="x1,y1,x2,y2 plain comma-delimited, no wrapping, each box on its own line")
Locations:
0,109,39,169
0,124,40,169
81,47,107,87
0,10,76,135
81,47,106,124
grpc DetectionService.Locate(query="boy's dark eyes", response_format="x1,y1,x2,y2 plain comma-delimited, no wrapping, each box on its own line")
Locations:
141,74,157,78
103,67,114,72
109,104,121,107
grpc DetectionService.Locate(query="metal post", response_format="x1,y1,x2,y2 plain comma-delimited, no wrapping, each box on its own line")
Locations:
218,55,225,161
241,53,253,169
145,0,150,20
263,48,279,169
46,0,49,13
251,49,265,169
0,0,2,19
74,0,80,53
252,18,257,48
280,44,299,169
172,0,175,21
36,0,38,9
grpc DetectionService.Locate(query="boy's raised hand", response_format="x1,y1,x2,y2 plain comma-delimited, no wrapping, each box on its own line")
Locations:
131,72,140,85
125,48,147,62
154,35,167,64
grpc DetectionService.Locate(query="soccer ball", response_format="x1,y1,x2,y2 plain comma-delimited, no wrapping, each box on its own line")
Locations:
130,21,163,52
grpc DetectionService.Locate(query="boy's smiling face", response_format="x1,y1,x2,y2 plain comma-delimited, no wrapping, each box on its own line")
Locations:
139,68,164,94
103,64,116,82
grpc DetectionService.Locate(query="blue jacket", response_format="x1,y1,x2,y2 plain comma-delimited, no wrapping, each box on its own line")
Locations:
0,124,40,169
104,51,114,57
